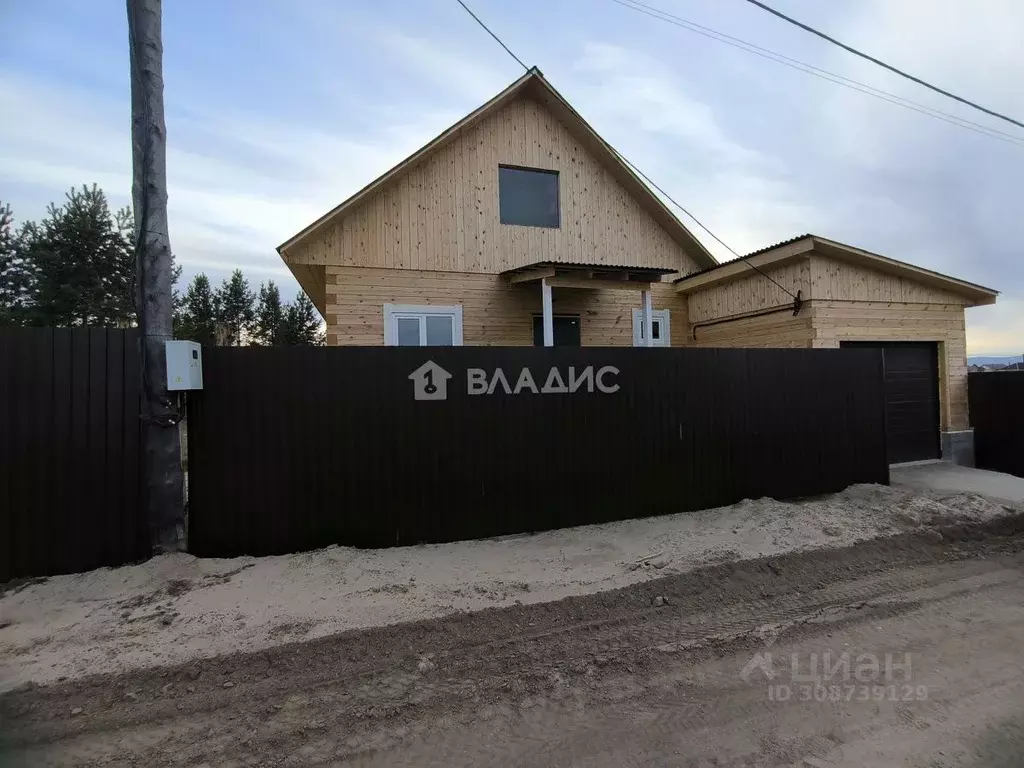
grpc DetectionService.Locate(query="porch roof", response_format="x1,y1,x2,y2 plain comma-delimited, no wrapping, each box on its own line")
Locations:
502,261,675,290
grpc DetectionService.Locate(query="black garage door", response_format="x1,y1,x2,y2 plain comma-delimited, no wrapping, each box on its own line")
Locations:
841,341,940,463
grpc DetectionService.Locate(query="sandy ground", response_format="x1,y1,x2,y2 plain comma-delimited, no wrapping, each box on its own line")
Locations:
892,461,1024,503
0,482,1015,691
4,522,1024,766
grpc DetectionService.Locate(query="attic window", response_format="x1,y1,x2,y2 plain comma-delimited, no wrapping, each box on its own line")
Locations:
499,166,560,228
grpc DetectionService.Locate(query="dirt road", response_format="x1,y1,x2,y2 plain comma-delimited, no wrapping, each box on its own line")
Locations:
4,516,1024,767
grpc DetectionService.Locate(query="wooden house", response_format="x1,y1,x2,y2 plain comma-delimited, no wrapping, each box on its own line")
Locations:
278,68,997,464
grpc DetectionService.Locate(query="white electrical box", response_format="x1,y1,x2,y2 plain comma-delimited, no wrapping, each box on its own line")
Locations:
166,340,204,390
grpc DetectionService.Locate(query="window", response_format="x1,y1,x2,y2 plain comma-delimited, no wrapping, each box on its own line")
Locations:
532,315,581,347
384,304,463,346
499,166,560,228
632,308,671,347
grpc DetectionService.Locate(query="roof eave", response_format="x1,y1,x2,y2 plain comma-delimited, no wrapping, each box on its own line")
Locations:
502,261,677,277
810,237,999,305
674,237,814,293
672,234,999,305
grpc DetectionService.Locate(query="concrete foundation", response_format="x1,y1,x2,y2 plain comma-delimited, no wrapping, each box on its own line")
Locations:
941,429,975,467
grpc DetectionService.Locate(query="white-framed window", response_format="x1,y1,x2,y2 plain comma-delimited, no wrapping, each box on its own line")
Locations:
631,308,671,347
384,304,464,346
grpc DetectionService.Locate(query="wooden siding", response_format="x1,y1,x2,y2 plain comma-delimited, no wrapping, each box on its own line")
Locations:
691,312,814,348
687,259,810,324
810,301,968,430
685,254,965,328
810,255,967,305
325,266,688,347
288,97,701,276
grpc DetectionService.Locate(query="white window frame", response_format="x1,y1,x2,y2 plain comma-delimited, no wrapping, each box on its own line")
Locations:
384,304,464,346
631,308,671,347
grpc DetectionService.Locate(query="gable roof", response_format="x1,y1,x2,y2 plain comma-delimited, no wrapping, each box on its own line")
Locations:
674,233,998,306
277,68,717,270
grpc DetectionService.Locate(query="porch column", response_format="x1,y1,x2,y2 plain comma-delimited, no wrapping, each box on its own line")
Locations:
541,277,554,347
641,288,653,348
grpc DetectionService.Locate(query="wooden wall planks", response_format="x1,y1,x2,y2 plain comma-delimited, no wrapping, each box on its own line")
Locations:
687,260,810,324
811,255,968,305
324,266,688,348
288,96,701,276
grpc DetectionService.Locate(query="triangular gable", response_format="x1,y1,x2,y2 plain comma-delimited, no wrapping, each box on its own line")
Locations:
277,68,717,270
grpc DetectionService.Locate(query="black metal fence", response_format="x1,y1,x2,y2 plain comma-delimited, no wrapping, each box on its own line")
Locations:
1,328,147,581
187,347,889,558
970,371,1024,478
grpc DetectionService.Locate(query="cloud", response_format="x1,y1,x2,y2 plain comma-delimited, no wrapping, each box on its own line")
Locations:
0,15,525,293
565,42,821,257
573,43,766,168
0,68,468,294
373,31,513,104
807,0,1024,293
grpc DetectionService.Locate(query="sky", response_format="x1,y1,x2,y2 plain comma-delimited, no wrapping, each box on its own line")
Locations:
1,0,1021,355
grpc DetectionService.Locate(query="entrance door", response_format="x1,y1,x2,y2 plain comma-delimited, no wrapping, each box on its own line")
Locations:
533,315,581,346
841,341,941,463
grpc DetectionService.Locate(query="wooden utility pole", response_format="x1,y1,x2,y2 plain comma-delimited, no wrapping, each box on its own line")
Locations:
128,0,185,552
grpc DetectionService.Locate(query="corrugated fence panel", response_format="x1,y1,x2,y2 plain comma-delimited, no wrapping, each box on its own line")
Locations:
969,371,1024,478
187,347,889,558
0,327,147,581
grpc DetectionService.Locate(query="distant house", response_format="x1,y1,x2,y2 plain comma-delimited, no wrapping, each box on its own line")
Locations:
277,68,997,465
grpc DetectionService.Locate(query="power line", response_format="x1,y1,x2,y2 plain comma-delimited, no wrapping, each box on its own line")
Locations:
452,0,798,298
612,0,1024,148
610,150,798,296
453,0,529,71
616,0,1024,146
742,0,1024,132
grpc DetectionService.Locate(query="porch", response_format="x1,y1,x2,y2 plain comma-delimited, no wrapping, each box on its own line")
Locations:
502,261,675,347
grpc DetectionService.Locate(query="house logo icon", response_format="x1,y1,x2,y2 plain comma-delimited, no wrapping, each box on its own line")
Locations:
408,361,453,401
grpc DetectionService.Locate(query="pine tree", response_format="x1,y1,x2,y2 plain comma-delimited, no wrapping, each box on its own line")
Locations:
280,292,324,346
0,201,33,325
111,205,139,324
215,269,254,346
19,185,136,326
253,280,285,346
175,273,219,345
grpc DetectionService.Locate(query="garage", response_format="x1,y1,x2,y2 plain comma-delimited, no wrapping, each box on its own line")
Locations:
674,235,999,466
841,341,940,463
